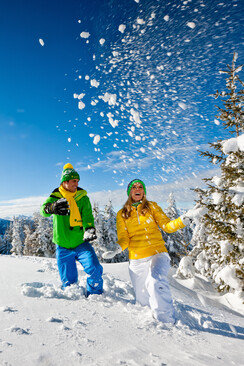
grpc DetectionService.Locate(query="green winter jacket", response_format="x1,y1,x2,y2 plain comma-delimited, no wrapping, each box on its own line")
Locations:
40,187,94,249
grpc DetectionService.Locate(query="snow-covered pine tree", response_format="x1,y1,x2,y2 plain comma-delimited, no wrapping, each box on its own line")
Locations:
103,200,128,263
0,235,4,254
10,216,24,255
176,190,210,279
92,202,106,261
0,222,13,254
24,212,55,257
189,53,244,293
23,224,34,256
36,213,55,257
164,193,192,266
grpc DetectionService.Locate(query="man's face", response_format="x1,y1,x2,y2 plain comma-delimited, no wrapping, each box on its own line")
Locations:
62,179,79,193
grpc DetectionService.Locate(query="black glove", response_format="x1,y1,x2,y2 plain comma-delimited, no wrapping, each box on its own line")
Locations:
83,227,97,242
44,198,69,216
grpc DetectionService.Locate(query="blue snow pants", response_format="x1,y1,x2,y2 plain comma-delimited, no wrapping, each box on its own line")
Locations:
56,242,103,295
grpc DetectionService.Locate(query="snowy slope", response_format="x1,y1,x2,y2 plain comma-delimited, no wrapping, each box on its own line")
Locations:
0,255,243,366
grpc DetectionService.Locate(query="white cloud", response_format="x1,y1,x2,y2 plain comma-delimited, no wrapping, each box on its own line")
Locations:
0,196,48,219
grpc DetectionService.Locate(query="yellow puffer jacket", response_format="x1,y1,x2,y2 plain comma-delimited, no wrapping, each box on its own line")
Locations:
116,201,185,260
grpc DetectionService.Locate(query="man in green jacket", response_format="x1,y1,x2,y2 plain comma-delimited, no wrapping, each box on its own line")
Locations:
40,163,103,295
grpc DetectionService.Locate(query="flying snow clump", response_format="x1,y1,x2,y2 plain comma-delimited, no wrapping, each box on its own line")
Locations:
74,93,85,100
187,22,196,29
93,135,101,145
130,108,142,126
178,102,187,110
107,113,119,128
80,32,90,39
118,24,126,33
99,92,117,106
78,101,85,110
137,18,145,25
90,79,100,88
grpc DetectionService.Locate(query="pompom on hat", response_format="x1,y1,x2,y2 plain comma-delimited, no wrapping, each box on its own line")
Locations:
127,179,146,196
61,163,80,183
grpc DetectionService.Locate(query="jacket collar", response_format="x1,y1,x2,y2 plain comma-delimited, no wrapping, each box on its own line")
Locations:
132,201,142,208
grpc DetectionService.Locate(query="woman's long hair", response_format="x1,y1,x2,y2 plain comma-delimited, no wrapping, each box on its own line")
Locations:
121,193,150,219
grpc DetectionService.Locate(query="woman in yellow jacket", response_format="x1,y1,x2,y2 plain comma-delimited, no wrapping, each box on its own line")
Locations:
115,179,189,324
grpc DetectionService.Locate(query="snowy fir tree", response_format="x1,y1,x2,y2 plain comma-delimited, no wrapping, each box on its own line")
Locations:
0,235,4,254
10,217,24,256
164,193,192,266
23,212,55,257
103,200,128,263
178,53,244,294
103,200,117,252
0,222,13,254
23,224,34,256
92,202,107,261
176,193,210,280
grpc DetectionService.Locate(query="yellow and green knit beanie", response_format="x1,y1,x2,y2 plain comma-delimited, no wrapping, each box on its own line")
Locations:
61,163,80,183
127,179,146,196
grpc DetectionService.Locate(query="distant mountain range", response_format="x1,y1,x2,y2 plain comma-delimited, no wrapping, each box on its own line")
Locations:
0,218,11,235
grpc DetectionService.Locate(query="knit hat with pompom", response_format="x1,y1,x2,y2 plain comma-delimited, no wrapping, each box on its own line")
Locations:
61,163,80,183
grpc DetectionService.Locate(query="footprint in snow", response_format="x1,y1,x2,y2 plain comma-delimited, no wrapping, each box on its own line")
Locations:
73,320,87,327
71,350,82,358
8,326,30,335
0,340,12,347
46,317,63,323
0,306,18,313
21,282,84,300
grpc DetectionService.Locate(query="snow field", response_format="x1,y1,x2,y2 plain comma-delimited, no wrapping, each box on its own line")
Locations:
0,255,244,366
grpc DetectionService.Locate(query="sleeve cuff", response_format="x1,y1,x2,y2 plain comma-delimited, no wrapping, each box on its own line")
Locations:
180,215,190,226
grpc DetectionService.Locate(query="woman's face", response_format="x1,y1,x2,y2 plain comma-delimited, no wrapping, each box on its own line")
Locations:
131,183,145,202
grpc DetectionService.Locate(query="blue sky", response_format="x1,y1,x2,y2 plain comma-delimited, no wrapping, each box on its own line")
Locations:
0,0,243,217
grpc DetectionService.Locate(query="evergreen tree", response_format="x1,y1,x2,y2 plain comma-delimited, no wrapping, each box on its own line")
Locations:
103,200,117,252
164,193,192,266
0,235,4,254
0,222,13,254
23,224,34,256
92,202,107,261
24,212,55,257
11,217,24,255
103,200,128,263
191,53,244,293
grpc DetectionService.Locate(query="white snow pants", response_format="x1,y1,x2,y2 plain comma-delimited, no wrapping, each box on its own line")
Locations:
129,252,175,324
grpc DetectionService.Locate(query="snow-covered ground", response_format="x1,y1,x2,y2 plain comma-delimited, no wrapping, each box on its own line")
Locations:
0,255,243,366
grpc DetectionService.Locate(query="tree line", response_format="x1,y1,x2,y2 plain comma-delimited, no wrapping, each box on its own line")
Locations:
0,197,192,265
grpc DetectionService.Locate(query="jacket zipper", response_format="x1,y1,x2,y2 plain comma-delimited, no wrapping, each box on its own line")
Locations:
136,207,140,224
